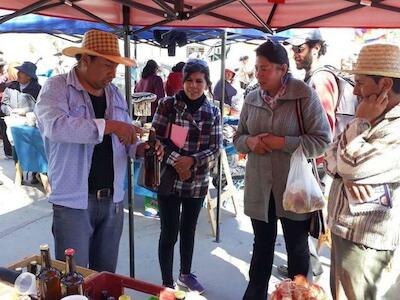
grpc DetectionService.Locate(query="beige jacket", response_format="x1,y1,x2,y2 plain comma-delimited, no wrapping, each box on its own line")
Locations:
326,105,400,250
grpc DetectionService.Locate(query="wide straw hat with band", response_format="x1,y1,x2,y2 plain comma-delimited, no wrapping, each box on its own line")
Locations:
62,29,136,67
343,44,400,79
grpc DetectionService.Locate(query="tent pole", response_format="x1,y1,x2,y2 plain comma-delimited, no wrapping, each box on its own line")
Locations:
0,0,52,24
215,29,226,243
123,4,135,278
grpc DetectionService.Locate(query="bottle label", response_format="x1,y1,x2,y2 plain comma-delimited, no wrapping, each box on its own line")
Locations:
61,284,83,296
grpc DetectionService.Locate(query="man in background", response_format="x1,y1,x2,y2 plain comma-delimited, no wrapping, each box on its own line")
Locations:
283,29,339,277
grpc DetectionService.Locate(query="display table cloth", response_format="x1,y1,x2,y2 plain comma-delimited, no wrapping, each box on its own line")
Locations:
10,125,48,173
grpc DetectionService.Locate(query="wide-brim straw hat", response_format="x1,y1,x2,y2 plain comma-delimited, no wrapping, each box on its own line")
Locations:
62,29,136,67
343,44,400,79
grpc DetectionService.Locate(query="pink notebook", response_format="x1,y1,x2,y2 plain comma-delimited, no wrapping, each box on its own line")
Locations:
170,124,188,149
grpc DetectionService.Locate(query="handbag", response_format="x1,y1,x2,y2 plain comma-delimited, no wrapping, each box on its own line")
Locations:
295,99,326,239
137,159,177,195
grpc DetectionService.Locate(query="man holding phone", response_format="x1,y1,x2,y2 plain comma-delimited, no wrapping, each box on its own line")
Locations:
325,43,400,299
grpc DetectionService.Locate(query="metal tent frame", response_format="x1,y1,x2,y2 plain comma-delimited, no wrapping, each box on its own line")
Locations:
2,0,400,278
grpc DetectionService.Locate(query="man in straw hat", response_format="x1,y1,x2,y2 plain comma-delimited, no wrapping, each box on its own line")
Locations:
35,29,163,272
325,43,400,299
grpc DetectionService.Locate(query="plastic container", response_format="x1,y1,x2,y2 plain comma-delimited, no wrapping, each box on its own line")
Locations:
83,272,166,300
61,296,88,300
14,272,37,296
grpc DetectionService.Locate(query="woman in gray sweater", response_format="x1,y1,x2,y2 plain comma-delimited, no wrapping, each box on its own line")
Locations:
233,40,331,299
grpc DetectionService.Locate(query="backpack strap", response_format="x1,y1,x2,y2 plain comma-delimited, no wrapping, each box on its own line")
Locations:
307,65,345,118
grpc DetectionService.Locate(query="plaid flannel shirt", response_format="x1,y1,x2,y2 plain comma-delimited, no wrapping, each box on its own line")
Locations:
152,96,222,198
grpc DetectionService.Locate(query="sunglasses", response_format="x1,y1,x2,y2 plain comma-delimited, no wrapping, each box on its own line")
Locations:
292,44,307,54
186,58,209,68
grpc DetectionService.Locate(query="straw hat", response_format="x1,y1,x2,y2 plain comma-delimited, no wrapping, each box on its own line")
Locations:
62,29,136,67
344,44,400,78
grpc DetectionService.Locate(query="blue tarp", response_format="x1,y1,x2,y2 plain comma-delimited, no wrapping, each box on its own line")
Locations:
0,13,289,42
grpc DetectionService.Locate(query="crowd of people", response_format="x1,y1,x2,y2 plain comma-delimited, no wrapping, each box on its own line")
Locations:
1,28,400,300
0,59,42,186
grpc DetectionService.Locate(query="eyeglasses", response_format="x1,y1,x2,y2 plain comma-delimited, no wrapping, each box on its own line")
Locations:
292,44,307,54
186,58,209,68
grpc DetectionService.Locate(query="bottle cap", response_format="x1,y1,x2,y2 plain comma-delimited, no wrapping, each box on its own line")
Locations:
40,244,49,251
64,248,75,256
174,290,186,299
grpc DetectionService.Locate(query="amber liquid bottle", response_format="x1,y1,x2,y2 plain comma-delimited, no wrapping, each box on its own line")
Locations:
60,248,84,297
37,244,61,300
144,128,160,188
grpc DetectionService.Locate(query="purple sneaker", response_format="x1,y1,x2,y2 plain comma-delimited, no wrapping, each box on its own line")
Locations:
177,273,205,294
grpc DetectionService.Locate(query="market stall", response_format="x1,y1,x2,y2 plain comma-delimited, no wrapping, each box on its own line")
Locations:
1,0,399,291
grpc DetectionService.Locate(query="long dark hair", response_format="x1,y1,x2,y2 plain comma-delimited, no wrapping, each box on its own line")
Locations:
142,59,158,79
172,61,185,73
183,59,213,96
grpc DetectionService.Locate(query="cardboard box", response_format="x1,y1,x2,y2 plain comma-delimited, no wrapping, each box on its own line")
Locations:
7,254,97,278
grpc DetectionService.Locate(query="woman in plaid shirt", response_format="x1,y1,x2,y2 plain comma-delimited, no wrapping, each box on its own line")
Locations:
152,59,223,294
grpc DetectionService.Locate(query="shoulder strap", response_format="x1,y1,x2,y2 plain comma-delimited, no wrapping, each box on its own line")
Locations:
308,66,336,83
295,98,322,185
295,98,305,135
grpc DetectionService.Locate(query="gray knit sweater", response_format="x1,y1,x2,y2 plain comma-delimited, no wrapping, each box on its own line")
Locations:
234,77,331,222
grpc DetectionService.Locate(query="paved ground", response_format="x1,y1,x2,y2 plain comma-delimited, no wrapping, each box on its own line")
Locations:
0,139,335,300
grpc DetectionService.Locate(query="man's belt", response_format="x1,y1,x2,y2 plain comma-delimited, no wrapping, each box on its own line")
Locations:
90,188,113,200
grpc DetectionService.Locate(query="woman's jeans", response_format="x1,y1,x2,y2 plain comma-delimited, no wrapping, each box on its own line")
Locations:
243,194,310,300
158,194,204,286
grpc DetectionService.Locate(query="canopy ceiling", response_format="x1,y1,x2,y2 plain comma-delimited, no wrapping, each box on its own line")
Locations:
0,13,282,43
1,1,400,35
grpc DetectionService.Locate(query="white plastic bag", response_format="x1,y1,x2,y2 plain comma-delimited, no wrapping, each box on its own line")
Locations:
283,146,325,213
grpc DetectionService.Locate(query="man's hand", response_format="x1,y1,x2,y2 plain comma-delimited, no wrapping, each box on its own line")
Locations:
174,156,194,172
261,133,285,150
344,180,374,202
105,120,142,145
356,89,389,123
246,134,272,154
11,108,26,116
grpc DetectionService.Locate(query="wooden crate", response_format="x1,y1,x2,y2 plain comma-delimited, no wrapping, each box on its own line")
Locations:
7,255,97,278
0,281,18,300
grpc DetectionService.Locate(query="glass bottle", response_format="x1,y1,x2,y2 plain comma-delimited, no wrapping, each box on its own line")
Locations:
60,248,84,297
27,260,38,275
37,244,62,300
144,127,160,188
